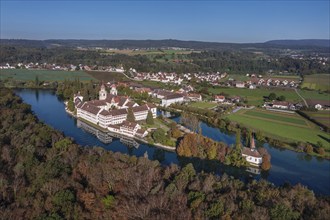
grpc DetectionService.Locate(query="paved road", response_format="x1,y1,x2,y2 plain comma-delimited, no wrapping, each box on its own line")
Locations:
294,88,308,107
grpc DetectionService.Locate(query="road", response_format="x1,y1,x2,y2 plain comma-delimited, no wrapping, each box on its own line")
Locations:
294,88,308,107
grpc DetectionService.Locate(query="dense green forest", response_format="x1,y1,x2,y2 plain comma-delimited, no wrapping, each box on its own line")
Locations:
1,45,329,74
1,88,329,219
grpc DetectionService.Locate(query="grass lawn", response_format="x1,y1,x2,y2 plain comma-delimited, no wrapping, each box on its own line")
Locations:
188,101,217,109
0,69,96,82
227,108,330,148
209,87,301,106
141,118,170,132
301,74,330,91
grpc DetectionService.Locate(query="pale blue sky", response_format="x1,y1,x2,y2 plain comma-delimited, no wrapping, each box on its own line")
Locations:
1,0,329,42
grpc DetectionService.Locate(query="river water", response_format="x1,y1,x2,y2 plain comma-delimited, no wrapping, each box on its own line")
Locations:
15,89,330,195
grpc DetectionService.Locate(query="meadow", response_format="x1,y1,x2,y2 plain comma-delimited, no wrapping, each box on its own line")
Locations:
0,69,96,82
302,110,330,129
301,74,330,91
188,101,218,109
85,71,129,82
227,108,330,148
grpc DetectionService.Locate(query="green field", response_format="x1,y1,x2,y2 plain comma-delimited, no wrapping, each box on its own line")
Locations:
302,111,330,128
227,108,330,148
188,101,218,109
86,71,129,82
301,74,330,91
209,87,301,106
0,69,96,82
219,74,249,82
298,89,330,101
244,111,308,126
209,87,330,106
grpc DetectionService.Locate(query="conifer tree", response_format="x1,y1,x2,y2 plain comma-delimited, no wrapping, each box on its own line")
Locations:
127,108,135,122
235,129,242,150
146,110,154,125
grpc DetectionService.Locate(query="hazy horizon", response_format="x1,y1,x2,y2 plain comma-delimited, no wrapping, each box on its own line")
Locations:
1,0,329,43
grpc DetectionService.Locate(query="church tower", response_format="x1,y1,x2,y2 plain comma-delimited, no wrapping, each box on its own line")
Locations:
99,84,107,100
110,84,118,96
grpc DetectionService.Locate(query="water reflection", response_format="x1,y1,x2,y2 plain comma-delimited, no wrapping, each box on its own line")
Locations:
77,119,139,148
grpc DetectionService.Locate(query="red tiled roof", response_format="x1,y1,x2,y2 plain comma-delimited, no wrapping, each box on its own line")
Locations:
136,129,146,135
242,147,262,158
164,93,184,100
99,109,110,116
109,109,127,116
80,103,101,115
87,100,107,106
146,102,156,108
108,124,120,129
121,120,138,129
126,101,136,108
272,101,289,106
132,105,149,112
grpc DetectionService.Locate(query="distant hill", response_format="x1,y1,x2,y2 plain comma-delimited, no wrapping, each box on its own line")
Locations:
265,39,330,48
1,39,329,51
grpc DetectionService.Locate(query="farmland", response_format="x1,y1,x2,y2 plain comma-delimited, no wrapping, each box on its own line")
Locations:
301,110,330,129
227,108,330,150
85,71,130,82
301,74,330,91
0,69,96,82
188,101,218,109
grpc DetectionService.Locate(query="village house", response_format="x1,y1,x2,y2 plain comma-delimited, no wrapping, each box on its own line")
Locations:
214,95,225,102
235,81,245,88
187,93,202,101
161,93,185,107
241,137,263,166
271,101,290,109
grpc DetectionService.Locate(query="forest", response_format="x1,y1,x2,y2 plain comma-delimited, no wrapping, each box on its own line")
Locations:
1,88,329,219
1,44,329,74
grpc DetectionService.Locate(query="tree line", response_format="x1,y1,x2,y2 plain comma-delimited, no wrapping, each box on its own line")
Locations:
1,45,329,74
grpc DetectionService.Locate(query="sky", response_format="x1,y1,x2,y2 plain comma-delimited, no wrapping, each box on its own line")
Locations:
0,0,329,43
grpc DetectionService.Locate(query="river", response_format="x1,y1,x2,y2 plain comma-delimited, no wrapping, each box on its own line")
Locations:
15,89,330,195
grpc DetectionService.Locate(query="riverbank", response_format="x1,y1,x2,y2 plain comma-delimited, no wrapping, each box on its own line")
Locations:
65,106,176,151
161,105,330,159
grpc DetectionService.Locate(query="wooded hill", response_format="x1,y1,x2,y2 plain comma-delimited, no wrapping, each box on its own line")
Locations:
1,39,329,50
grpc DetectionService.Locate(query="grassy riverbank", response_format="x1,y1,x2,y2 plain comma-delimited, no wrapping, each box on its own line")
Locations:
227,108,330,156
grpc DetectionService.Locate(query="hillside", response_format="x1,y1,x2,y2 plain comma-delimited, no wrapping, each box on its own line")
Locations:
265,39,330,48
1,38,329,50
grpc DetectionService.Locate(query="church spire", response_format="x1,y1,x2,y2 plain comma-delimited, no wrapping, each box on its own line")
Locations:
250,133,256,149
